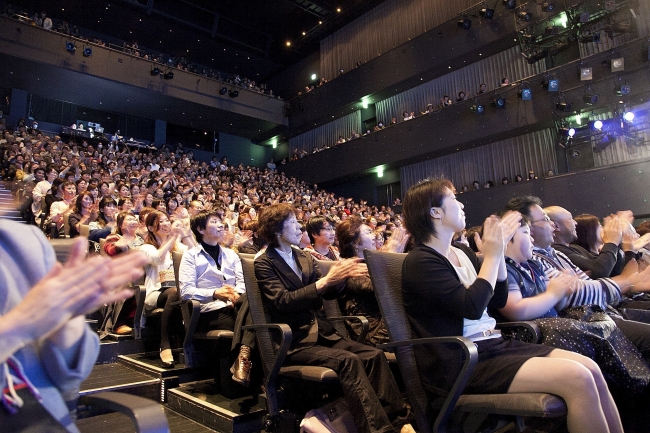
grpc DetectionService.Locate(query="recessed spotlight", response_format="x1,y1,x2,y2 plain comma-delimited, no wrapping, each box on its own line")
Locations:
302,31,306,35
286,41,291,46
319,21,322,24
337,8,341,12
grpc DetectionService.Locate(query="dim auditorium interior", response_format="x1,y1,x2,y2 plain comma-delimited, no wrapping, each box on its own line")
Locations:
1,0,650,432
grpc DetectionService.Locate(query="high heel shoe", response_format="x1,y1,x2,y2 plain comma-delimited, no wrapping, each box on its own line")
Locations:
160,348,175,368
230,345,252,386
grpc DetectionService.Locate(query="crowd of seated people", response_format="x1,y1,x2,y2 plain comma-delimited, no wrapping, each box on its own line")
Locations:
0,5,279,99
286,81,519,160
7,120,650,431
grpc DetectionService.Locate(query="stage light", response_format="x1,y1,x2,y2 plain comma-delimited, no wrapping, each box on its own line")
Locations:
583,94,599,105
578,33,600,43
623,112,634,122
229,90,239,98
66,41,76,53
518,11,532,21
480,8,494,19
518,88,532,100
580,68,593,81
83,47,92,57
503,0,516,10
545,79,559,92
310,73,317,81
491,97,506,108
578,12,590,23
611,57,624,72
542,2,555,11
457,18,472,29
163,71,174,80
593,120,603,130
559,127,576,137
615,83,630,95
593,133,616,152
219,86,228,95
555,101,572,112
150,67,160,76
470,104,485,113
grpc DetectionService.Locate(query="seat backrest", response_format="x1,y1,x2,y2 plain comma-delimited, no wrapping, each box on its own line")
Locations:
63,212,70,237
172,251,183,289
314,259,349,337
364,250,431,433
80,224,90,238
99,238,108,256
49,238,77,263
239,255,277,377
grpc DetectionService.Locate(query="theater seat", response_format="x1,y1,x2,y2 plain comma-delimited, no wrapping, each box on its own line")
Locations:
238,255,340,422
364,250,567,433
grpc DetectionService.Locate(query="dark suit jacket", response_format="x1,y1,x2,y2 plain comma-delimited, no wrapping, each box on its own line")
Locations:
255,246,340,353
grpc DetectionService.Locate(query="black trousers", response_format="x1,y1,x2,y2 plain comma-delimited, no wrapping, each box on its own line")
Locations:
286,335,408,433
196,308,236,333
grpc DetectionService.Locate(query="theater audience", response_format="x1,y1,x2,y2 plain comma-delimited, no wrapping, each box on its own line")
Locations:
401,179,623,433
254,204,412,433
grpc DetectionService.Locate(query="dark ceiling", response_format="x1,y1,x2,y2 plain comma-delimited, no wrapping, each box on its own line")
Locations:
9,0,387,82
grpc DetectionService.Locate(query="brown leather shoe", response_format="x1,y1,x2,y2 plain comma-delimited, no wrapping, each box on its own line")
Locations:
230,346,252,387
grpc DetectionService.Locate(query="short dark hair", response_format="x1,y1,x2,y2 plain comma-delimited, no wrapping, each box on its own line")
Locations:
336,217,364,258
190,210,222,243
257,203,295,247
116,210,136,236
306,215,334,244
403,178,454,244
504,196,543,219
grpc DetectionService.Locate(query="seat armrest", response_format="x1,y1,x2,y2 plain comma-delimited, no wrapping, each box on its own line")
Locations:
327,315,369,342
242,323,292,383
78,392,169,433
379,336,478,433
496,321,541,343
181,299,202,367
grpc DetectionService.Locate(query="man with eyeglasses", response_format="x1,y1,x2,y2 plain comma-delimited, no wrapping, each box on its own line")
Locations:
505,196,650,362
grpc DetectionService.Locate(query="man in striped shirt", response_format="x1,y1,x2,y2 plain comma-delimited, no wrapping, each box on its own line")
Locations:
505,196,650,362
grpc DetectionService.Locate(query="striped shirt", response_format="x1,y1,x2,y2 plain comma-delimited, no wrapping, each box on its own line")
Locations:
532,246,622,310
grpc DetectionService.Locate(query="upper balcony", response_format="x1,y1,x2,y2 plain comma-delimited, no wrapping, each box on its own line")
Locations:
0,15,287,141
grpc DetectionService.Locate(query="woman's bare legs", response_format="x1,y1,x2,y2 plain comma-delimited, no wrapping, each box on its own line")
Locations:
507,349,623,433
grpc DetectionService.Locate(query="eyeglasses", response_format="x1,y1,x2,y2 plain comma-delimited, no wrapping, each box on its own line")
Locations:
531,215,553,225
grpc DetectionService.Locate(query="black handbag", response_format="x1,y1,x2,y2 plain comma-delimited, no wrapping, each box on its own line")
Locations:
535,305,650,393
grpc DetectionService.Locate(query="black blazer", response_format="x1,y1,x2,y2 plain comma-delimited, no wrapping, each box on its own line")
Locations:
255,247,340,353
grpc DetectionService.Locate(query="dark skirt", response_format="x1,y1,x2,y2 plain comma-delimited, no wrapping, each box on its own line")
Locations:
464,337,554,394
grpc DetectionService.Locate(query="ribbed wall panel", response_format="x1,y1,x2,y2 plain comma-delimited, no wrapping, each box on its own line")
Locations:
320,0,477,81
288,111,362,154
399,129,558,193
638,0,650,36
376,45,546,123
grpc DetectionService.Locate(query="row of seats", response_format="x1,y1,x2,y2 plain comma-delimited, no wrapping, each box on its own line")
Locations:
60,232,566,432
